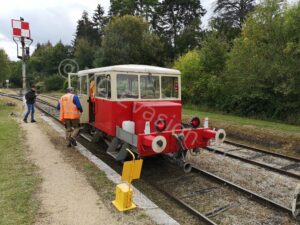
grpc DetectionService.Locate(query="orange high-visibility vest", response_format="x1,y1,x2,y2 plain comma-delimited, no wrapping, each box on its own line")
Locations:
59,93,80,121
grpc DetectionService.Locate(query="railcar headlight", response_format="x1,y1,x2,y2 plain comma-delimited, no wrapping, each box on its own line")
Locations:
190,117,200,128
155,119,166,132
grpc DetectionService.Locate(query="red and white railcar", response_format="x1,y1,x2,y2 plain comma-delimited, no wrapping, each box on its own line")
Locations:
70,65,225,171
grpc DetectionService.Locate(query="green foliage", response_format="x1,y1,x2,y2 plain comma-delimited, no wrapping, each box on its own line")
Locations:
156,0,206,59
224,0,300,122
0,49,11,85
9,61,22,87
92,4,108,43
44,75,65,91
73,11,99,47
109,0,158,21
74,38,96,69
28,42,70,78
211,0,256,41
100,15,164,66
174,50,202,102
174,35,228,105
35,81,45,92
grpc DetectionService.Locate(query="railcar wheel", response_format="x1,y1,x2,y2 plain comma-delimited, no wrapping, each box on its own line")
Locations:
183,163,192,173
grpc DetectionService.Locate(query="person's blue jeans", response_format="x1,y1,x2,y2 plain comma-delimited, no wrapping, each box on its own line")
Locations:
24,103,35,121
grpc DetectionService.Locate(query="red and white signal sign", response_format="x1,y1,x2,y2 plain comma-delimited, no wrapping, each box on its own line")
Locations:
11,19,31,38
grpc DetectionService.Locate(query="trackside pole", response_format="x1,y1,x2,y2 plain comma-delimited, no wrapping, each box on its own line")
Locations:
21,36,26,94
21,37,27,114
12,17,33,111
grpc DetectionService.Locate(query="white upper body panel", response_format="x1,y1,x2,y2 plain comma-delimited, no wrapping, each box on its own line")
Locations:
77,64,181,76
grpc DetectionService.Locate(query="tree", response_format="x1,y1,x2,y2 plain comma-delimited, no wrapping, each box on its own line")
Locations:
99,15,164,66
73,11,99,49
9,61,22,87
29,41,70,77
174,50,202,102
211,0,255,40
174,34,228,106
92,4,108,44
155,0,206,60
109,0,158,22
109,0,136,16
224,0,300,120
0,49,11,86
74,38,95,69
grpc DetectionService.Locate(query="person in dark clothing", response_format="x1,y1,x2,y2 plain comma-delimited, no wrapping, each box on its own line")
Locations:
23,85,37,123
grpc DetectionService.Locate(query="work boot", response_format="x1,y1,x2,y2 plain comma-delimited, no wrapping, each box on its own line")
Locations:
23,119,27,123
31,120,36,123
70,137,77,146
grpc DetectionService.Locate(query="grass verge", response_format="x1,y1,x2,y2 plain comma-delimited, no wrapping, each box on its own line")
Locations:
0,98,40,225
183,106,300,134
183,106,300,155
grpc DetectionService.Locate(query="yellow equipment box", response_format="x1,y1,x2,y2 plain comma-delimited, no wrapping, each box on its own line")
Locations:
112,183,136,211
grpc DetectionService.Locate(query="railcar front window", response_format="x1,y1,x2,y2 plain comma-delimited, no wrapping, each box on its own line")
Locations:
117,74,139,99
96,75,111,99
162,76,179,99
69,76,79,93
140,75,160,99
81,76,88,95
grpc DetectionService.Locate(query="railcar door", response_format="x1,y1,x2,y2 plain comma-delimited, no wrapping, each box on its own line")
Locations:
79,75,89,123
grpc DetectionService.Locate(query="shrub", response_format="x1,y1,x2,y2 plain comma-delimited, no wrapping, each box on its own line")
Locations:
44,75,65,91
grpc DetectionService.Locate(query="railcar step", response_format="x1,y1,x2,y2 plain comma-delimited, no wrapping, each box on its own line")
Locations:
80,133,93,142
107,150,119,158
106,140,129,161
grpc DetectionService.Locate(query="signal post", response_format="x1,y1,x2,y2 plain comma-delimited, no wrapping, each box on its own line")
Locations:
12,17,33,94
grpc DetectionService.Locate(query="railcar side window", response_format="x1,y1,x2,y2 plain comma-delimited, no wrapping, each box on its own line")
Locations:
81,76,88,95
96,75,111,99
117,74,138,99
162,76,179,99
140,75,160,99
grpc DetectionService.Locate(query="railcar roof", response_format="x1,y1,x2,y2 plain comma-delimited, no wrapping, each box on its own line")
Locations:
77,64,181,75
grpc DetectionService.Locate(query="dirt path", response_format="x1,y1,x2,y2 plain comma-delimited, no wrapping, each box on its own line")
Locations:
21,122,121,225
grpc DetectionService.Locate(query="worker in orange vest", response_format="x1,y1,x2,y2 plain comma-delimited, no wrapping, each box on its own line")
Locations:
57,87,83,147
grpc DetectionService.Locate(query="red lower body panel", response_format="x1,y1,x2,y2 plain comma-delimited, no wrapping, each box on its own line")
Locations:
137,128,216,157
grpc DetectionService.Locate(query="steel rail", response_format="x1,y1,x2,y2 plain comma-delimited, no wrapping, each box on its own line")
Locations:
193,167,293,216
38,94,59,101
225,140,300,162
206,146,300,180
146,178,218,225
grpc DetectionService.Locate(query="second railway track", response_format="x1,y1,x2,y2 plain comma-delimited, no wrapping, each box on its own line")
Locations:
207,141,300,180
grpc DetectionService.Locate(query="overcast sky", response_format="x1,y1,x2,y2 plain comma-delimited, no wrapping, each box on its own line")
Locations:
1,0,298,61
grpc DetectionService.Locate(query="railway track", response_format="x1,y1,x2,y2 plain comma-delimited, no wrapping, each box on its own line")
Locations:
206,141,300,180
143,159,296,225
1,93,298,224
